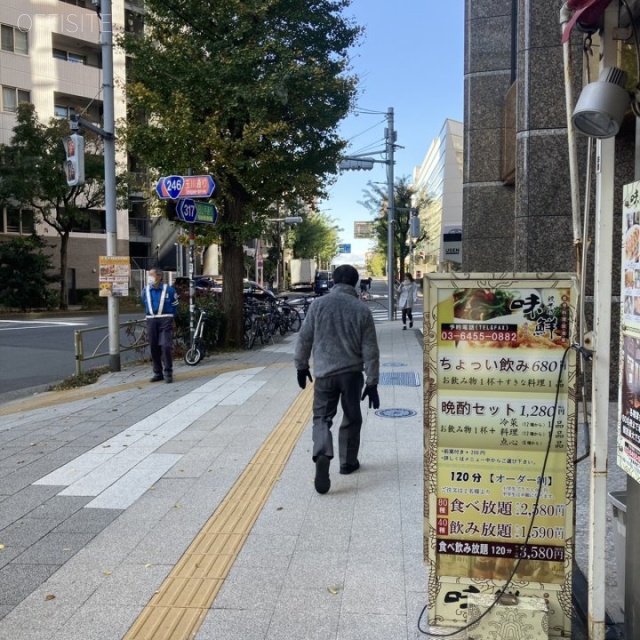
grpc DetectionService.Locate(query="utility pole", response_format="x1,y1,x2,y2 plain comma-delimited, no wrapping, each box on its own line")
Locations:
386,107,395,321
338,107,396,320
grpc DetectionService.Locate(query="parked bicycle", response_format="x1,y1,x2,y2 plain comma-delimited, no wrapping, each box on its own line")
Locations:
274,299,301,334
243,299,273,349
184,307,210,365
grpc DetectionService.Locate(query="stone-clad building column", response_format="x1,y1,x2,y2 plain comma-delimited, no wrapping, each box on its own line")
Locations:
514,0,580,273
463,0,516,271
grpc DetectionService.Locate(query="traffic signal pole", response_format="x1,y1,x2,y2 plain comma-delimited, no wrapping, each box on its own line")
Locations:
101,0,120,371
69,0,119,370
386,107,395,321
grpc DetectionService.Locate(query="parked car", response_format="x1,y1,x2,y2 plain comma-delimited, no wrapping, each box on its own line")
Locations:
243,280,276,300
174,276,223,297
314,270,334,295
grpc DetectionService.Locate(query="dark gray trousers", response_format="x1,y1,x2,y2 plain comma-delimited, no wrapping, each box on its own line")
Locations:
312,371,364,466
147,316,174,376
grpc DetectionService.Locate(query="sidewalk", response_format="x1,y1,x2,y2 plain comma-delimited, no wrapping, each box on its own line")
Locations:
0,318,621,639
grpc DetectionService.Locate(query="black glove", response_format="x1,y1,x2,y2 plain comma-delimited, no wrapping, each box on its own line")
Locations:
361,384,380,409
297,368,313,389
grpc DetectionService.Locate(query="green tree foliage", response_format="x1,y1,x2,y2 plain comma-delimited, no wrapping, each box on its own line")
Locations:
366,252,386,277
119,0,361,347
292,211,342,265
0,235,58,311
0,104,106,310
360,176,429,279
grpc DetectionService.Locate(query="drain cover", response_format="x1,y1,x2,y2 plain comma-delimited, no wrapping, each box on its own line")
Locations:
379,372,420,387
375,408,417,418
382,362,407,367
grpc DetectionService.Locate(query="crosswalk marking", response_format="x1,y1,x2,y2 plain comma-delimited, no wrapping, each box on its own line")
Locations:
0,319,88,330
34,368,266,510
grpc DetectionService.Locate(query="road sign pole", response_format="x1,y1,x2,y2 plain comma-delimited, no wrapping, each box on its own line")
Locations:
189,223,195,347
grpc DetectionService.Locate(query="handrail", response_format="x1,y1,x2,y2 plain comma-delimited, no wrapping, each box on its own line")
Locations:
74,319,148,376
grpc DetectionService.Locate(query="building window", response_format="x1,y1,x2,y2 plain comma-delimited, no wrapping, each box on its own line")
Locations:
1,87,30,113
70,209,106,234
3,209,35,234
1,24,28,55
53,48,87,65
54,105,70,119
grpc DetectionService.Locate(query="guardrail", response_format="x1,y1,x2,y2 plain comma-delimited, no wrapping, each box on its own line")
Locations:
74,319,148,376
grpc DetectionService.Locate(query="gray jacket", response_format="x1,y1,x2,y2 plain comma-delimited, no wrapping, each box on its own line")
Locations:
294,283,380,385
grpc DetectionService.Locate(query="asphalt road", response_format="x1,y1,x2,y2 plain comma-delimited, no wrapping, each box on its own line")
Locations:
0,312,144,400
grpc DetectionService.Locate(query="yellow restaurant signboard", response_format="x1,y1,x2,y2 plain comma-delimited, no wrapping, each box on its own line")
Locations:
424,273,578,637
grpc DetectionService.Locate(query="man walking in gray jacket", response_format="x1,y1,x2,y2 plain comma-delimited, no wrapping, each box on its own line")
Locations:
294,264,380,494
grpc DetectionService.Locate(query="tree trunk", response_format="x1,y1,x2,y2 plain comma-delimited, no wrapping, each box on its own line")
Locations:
221,198,247,349
59,231,70,310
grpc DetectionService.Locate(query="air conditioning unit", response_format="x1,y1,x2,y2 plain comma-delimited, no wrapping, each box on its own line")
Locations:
465,592,548,640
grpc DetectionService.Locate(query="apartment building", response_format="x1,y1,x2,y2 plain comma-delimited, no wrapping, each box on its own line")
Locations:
411,118,463,276
0,0,150,299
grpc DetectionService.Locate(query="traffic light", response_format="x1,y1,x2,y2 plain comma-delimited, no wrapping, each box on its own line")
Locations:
166,199,178,221
338,158,375,171
63,134,85,186
410,214,420,238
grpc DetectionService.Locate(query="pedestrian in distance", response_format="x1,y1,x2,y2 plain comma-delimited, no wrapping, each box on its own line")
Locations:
358,276,371,299
396,273,419,330
294,264,380,495
142,267,179,383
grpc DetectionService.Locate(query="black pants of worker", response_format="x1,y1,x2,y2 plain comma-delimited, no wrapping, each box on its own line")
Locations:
147,316,174,377
401,307,413,326
312,371,364,467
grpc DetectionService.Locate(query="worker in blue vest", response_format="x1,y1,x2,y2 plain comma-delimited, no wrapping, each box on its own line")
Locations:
142,267,179,383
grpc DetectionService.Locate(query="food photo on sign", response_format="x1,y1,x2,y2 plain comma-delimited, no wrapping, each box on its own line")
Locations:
437,286,571,350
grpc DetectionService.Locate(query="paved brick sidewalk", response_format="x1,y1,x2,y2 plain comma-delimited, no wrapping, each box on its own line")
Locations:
0,317,621,639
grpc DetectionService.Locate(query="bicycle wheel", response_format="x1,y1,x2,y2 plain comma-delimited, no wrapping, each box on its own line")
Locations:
287,307,301,332
244,316,257,349
184,343,203,365
259,316,272,345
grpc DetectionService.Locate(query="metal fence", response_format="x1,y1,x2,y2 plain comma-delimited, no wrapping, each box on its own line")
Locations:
74,319,148,376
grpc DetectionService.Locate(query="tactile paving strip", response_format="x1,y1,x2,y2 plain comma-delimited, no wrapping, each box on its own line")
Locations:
124,383,314,640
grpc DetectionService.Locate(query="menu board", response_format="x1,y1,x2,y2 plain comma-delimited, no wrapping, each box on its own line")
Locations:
424,274,578,636
98,256,130,297
619,182,640,481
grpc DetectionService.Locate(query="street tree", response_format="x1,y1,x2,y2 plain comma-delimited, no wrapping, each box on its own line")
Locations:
292,211,342,265
359,176,430,279
0,234,57,311
119,0,361,348
0,103,106,309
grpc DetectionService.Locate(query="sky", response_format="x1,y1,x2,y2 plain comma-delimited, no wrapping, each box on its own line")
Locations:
322,0,465,265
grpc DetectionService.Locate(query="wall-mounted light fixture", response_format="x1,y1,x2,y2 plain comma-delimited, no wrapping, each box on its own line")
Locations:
572,66,631,138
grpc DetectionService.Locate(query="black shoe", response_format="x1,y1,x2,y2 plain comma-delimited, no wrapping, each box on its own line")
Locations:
402,326,407,330
150,374,164,382
340,460,360,475
165,376,173,384
314,455,331,494
410,321,413,328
